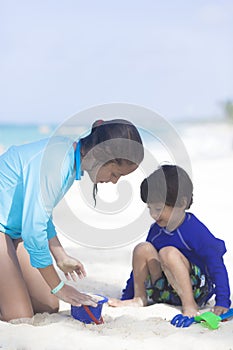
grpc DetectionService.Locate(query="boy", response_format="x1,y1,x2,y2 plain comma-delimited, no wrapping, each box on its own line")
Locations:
109,165,231,317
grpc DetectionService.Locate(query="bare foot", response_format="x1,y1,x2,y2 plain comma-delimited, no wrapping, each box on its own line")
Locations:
108,297,145,307
182,305,199,318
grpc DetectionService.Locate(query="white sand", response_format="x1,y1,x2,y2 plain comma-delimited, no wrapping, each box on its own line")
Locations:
1,121,233,350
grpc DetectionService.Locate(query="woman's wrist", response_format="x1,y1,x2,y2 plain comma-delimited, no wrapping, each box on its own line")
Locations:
38,265,62,291
51,280,65,294
49,236,67,262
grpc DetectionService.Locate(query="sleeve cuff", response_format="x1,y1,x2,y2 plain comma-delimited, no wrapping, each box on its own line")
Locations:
47,220,57,240
215,298,231,309
24,244,53,268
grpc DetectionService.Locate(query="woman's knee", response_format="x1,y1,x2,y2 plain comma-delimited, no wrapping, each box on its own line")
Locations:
46,295,59,313
0,301,34,322
32,294,59,314
49,297,59,313
46,302,59,314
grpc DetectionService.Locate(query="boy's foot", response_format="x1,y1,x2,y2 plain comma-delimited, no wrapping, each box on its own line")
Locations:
182,305,199,318
108,297,145,307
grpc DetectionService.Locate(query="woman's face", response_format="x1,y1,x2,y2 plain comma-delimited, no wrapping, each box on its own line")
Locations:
88,161,138,184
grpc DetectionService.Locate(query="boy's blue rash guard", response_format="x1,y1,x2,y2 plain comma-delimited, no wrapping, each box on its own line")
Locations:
0,136,81,268
121,213,231,308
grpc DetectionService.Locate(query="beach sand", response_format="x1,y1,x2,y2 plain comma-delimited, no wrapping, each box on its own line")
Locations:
1,121,233,350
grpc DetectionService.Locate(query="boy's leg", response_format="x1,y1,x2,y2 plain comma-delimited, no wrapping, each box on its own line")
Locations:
109,242,162,307
133,242,162,301
14,239,59,314
0,232,34,321
159,246,198,317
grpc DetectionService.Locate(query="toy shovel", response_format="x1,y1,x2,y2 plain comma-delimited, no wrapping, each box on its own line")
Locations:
171,308,233,329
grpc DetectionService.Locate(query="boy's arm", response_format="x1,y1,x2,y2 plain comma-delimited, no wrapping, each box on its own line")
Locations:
198,237,231,310
204,247,231,309
121,271,134,300
185,216,231,311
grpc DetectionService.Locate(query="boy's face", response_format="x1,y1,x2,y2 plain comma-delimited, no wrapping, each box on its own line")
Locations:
147,202,185,231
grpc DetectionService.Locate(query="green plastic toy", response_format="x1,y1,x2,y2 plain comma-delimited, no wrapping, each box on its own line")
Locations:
171,308,233,329
194,311,222,330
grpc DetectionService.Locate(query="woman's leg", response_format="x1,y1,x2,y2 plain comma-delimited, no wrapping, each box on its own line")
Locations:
109,242,162,307
0,232,34,321
14,238,59,314
159,246,198,317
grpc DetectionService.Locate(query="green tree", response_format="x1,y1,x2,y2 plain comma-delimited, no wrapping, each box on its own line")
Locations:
222,100,233,121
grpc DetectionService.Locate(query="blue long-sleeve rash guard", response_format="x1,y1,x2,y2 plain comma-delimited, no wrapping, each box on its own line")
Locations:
0,136,80,268
121,213,231,308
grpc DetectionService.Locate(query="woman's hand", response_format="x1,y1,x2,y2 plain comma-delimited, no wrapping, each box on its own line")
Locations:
56,283,97,307
48,236,87,282
57,256,87,281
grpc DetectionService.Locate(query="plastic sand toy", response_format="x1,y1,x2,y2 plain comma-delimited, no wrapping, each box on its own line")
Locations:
71,294,108,324
171,308,233,329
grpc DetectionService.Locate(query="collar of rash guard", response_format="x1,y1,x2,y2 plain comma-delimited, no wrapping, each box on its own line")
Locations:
75,141,84,180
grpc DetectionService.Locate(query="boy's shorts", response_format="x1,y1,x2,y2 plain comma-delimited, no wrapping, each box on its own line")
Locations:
145,263,214,307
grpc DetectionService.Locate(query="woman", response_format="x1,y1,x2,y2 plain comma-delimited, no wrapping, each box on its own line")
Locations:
0,119,144,321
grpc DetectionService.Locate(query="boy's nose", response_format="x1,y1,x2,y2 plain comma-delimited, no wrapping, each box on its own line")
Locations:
152,214,159,221
150,211,160,221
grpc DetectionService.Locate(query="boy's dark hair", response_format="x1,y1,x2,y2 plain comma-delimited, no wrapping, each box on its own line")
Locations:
140,165,193,209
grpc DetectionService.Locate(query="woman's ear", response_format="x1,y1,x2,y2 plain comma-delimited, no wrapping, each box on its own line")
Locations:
92,144,115,163
81,148,98,171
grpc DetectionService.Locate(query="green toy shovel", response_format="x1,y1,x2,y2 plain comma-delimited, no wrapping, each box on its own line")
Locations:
171,308,233,329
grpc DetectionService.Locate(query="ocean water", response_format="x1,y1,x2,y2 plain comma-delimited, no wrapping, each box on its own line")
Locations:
0,124,56,153
1,120,232,160
1,120,232,248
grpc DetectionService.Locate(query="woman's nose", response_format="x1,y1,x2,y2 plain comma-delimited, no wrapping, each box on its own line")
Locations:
111,175,120,184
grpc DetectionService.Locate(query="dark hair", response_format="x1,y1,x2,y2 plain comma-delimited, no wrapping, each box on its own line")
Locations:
81,119,144,205
140,165,193,209
81,119,143,165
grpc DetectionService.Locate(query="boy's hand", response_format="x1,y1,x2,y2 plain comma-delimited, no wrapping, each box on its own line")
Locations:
57,256,87,281
213,305,228,316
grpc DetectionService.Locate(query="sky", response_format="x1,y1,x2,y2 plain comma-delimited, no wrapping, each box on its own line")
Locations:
0,0,233,124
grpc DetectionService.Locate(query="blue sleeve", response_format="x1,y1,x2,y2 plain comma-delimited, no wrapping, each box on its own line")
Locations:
47,218,57,240
22,164,55,268
121,271,134,300
202,239,231,308
22,141,73,268
186,220,231,308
